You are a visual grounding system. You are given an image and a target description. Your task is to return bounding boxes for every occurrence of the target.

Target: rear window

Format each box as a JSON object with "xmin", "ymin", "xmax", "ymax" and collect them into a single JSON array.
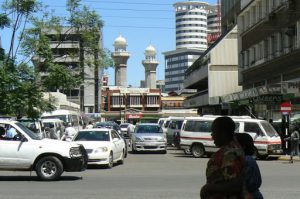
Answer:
[{"xmin": 120, "ymin": 124, "xmax": 129, "ymax": 128}]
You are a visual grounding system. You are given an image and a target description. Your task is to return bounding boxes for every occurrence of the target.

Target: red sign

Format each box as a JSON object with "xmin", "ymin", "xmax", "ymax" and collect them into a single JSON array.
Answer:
[
  {"xmin": 126, "ymin": 114, "xmax": 143, "ymax": 119},
  {"xmin": 280, "ymin": 101, "xmax": 292, "ymax": 113}
]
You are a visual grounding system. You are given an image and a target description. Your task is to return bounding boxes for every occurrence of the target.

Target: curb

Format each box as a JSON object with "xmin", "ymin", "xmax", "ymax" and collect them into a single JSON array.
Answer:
[{"xmin": 277, "ymin": 155, "xmax": 300, "ymax": 161}]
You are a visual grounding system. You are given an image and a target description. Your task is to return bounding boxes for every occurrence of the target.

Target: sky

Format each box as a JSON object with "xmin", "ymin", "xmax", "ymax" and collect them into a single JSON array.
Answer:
[{"xmin": 1, "ymin": 0, "xmax": 217, "ymax": 87}]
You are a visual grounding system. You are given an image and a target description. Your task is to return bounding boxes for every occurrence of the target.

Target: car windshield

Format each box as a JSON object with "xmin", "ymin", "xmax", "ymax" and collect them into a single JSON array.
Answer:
[
  {"xmin": 136, "ymin": 125, "xmax": 162, "ymax": 134},
  {"xmin": 74, "ymin": 131, "xmax": 110, "ymax": 141},
  {"xmin": 261, "ymin": 122, "xmax": 278, "ymax": 137},
  {"xmin": 42, "ymin": 115, "xmax": 67, "ymax": 123},
  {"xmin": 15, "ymin": 123, "xmax": 41, "ymax": 140}
]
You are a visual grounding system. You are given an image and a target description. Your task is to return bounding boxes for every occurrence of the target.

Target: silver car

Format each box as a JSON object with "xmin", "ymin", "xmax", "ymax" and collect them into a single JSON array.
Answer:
[{"xmin": 131, "ymin": 123, "xmax": 167, "ymax": 154}]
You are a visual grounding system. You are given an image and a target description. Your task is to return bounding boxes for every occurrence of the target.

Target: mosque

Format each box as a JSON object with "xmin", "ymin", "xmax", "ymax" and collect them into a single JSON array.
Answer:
[{"xmin": 101, "ymin": 35, "xmax": 162, "ymax": 123}]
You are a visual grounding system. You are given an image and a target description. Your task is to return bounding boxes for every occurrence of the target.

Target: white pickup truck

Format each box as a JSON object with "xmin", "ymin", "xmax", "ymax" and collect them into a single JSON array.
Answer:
[{"xmin": 0, "ymin": 120, "xmax": 87, "ymax": 181}]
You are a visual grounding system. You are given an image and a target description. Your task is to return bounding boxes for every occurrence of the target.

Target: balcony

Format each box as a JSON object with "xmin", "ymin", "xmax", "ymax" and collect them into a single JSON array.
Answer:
[
  {"xmin": 183, "ymin": 90, "xmax": 209, "ymax": 108},
  {"xmin": 144, "ymin": 104, "xmax": 160, "ymax": 107},
  {"xmin": 53, "ymin": 55, "xmax": 80, "ymax": 63},
  {"xmin": 49, "ymin": 41, "xmax": 80, "ymax": 49},
  {"xmin": 184, "ymin": 62, "xmax": 208, "ymax": 89}
]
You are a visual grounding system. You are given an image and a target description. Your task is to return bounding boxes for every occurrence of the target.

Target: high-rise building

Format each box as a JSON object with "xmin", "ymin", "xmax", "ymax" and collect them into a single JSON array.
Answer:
[
  {"xmin": 163, "ymin": 1, "xmax": 217, "ymax": 93},
  {"xmin": 33, "ymin": 27, "xmax": 102, "ymax": 113},
  {"xmin": 112, "ymin": 35, "xmax": 130, "ymax": 87},
  {"xmin": 142, "ymin": 44, "xmax": 159, "ymax": 89}
]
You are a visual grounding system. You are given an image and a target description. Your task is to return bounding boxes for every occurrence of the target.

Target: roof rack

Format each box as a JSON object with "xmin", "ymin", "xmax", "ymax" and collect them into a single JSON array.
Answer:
[{"xmin": 202, "ymin": 115, "xmax": 252, "ymax": 119}]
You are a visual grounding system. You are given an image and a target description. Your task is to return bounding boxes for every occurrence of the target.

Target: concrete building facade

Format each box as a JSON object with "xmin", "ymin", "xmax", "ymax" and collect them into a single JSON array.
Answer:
[
  {"xmin": 164, "ymin": 1, "xmax": 218, "ymax": 93},
  {"xmin": 142, "ymin": 45, "xmax": 159, "ymax": 89},
  {"xmin": 184, "ymin": 27, "xmax": 242, "ymax": 115},
  {"xmin": 229, "ymin": 0, "xmax": 300, "ymax": 119},
  {"xmin": 112, "ymin": 35, "xmax": 130, "ymax": 87},
  {"xmin": 101, "ymin": 86, "xmax": 161, "ymax": 122},
  {"xmin": 34, "ymin": 27, "xmax": 102, "ymax": 113}
]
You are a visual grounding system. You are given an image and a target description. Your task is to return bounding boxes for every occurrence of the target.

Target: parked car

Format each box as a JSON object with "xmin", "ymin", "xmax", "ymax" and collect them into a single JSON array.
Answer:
[
  {"xmin": 0, "ymin": 120, "xmax": 87, "ymax": 181},
  {"xmin": 180, "ymin": 115, "xmax": 282, "ymax": 159},
  {"xmin": 131, "ymin": 123, "xmax": 167, "ymax": 154},
  {"xmin": 72, "ymin": 128, "xmax": 126, "ymax": 168}
]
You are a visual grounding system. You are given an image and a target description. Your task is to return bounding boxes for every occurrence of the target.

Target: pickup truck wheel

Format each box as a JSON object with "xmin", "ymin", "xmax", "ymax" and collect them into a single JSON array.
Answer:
[
  {"xmin": 191, "ymin": 144, "xmax": 205, "ymax": 158},
  {"xmin": 36, "ymin": 156, "xmax": 63, "ymax": 181}
]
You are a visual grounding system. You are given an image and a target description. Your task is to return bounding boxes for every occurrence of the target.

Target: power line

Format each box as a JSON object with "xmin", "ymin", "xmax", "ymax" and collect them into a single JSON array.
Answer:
[
  {"xmin": 81, "ymin": 0, "xmax": 172, "ymax": 6},
  {"xmin": 104, "ymin": 25, "xmax": 174, "ymax": 30},
  {"xmin": 49, "ymin": 5, "xmax": 173, "ymax": 12}
]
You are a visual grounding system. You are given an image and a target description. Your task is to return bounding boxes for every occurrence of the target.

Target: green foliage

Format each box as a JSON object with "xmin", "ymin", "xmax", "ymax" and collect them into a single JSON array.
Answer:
[{"xmin": 0, "ymin": 0, "xmax": 113, "ymax": 117}]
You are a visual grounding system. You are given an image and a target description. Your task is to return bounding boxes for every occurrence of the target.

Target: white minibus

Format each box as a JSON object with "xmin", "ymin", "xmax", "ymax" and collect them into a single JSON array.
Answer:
[
  {"xmin": 41, "ymin": 109, "xmax": 83, "ymax": 131},
  {"xmin": 180, "ymin": 115, "xmax": 282, "ymax": 159}
]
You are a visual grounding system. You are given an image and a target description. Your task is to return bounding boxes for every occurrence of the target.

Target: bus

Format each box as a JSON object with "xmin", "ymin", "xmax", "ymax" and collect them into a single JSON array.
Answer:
[{"xmin": 41, "ymin": 109, "xmax": 83, "ymax": 131}]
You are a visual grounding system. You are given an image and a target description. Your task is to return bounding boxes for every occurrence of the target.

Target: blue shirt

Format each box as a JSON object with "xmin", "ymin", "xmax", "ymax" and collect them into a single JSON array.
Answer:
[
  {"xmin": 6, "ymin": 127, "xmax": 17, "ymax": 138},
  {"xmin": 245, "ymin": 155, "xmax": 264, "ymax": 199}
]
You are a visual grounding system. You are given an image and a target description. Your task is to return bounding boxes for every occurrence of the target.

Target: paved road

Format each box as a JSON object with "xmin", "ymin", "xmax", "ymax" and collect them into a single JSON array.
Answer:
[{"xmin": 0, "ymin": 148, "xmax": 299, "ymax": 199}]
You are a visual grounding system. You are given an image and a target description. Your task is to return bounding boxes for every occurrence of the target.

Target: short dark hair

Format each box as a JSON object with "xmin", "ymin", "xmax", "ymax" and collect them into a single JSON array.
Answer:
[
  {"xmin": 235, "ymin": 133, "xmax": 255, "ymax": 156},
  {"xmin": 212, "ymin": 116, "xmax": 235, "ymax": 139}
]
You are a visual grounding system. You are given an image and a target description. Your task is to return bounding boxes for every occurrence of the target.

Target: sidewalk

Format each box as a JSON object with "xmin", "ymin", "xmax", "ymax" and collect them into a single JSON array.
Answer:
[{"xmin": 277, "ymin": 155, "xmax": 300, "ymax": 161}]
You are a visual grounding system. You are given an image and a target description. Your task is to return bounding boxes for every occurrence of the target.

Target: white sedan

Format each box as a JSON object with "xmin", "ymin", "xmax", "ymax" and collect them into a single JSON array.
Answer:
[{"xmin": 72, "ymin": 128, "xmax": 126, "ymax": 168}]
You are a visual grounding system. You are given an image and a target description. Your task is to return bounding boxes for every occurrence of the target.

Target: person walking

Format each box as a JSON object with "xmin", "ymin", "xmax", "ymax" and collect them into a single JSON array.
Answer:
[
  {"xmin": 235, "ymin": 133, "xmax": 263, "ymax": 199},
  {"xmin": 200, "ymin": 117, "xmax": 251, "ymax": 199},
  {"xmin": 284, "ymin": 124, "xmax": 300, "ymax": 163}
]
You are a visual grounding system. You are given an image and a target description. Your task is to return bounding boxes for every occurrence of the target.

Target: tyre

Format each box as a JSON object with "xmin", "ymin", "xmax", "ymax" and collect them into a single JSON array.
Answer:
[
  {"xmin": 191, "ymin": 144, "xmax": 205, "ymax": 158},
  {"xmin": 106, "ymin": 152, "xmax": 114, "ymax": 169},
  {"xmin": 162, "ymin": 150, "xmax": 167, "ymax": 154},
  {"xmin": 131, "ymin": 144, "xmax": 136, "ymax": 154},
  {"xmin": 184, "ymin": 148, "xmax": 192, "ymax": 155},
  {"xmin": 35, "ymin": 156, "xmax": 63, "ymax": 181},
  {"xmin": 118, "ymin": 150, "xmax": 125, "ymax": 165}
]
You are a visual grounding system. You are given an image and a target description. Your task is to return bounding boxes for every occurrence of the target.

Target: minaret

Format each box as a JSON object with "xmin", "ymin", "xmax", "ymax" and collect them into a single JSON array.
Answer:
[
  {"xmin": 142, "ymin": 44, "xmax": 159, "ymax": 89},
  {"xmin": 112, "ymin": 35, "xmax": 130, "ymax": 87}
]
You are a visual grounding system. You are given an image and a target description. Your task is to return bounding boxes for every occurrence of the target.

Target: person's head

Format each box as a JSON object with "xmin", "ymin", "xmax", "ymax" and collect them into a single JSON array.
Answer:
[
  {"xmin": 211, "ymin": 117, "xmax": 235, "ymax": 147},
  {"xmin": 89, "ymin": 121, "xmax": 92, "ymax": 125},
  {"xmin": 235, "ymin": 133, "xmax": 255, "ymax": 156},
  {"xmin": 67, "ymin": 122, "xmax": 72, "ymax": 127}
]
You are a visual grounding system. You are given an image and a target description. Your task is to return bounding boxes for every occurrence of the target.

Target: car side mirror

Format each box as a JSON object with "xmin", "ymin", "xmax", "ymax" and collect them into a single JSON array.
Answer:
[
  {"xmin": 113, "ymin": 138, "xmax": 119, "ymax": 142},
  {"xmin": 14, "ymin": 134, "xmax": 27, "ymax": 142}
]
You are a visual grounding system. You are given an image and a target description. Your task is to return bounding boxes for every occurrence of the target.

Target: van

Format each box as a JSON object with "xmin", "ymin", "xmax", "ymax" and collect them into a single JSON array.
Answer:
[
  {"xmin": 158, "ymin": 117, "xmax": 185, "ymax": 145},
  {"xmin": 42, "ymin": 118, "xmax": 65, "ymax": 139},
  {"xmin": 41, "ymin": 109, "xmax": 83, "ymax": 131},
  {"xmin": 180, "ymin": 115, "xmax": 282, "ymax": 159},
  {"xmin": 166, "ymin": 117, "xmax": 185, "ymax": 146}
]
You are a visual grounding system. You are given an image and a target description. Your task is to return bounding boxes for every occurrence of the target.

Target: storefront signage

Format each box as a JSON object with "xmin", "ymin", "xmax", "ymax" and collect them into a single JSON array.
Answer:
[
  {"xmin": 126, "ymin": 114, "xmax": 143, "ymax": 119},
  {"xmin": 120, "ymin": 88, "xmax": 150, "ymax": 94}
]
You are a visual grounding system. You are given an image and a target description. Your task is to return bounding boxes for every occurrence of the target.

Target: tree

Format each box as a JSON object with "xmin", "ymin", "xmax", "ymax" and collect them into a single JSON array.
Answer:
[{"xmin": 0, "ymin": 0, "xmax": 113, "ymax": 117}]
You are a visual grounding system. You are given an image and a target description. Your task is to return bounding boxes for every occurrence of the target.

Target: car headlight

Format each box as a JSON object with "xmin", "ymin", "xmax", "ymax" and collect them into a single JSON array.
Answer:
[
  {"xmin": 135, "ymin": 137, "xmax": 143, "ymax": 142},
  {"xmin": 95, "ymin": 147, "xmax": 108, "ymax": 153},
  {"xmin": 70, "ymin": 147, "xmax": 82, "ymax": 158},
  {"xmin": 158, "ymin": 137, "xmax": 166, "ymax": 142}
]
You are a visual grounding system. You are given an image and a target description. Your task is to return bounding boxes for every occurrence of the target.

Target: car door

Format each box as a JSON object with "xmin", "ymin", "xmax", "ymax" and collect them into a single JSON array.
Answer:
[
  {"xmin": 111, "ymin": 130, "xmax": 122, "ymax": 159},
  {"xmin": 0, "ymin": 124, "xmax": 33, "ymax": 169}
]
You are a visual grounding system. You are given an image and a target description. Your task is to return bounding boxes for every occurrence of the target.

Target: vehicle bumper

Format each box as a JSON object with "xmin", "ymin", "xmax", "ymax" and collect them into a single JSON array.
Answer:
[
  {"xmin": 63, "ymin": 157, "xmax": 87, "ymax": 172},
  {"xmin": 133, "ymin": 142, "xmax": 167, "ymax": 151},
  {"xmin": 87, "ymin": 153, "xmax": 110, "ymax": 165},
  {"xmin": 64, "ymin": 145, "xmax": 88, "ymax": 172}
]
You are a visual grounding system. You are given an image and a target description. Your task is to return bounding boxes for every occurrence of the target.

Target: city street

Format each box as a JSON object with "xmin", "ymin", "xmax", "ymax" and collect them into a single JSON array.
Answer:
[{"xmin": 0, "ymin": 148, "xmax": 299, "ymax": 199}]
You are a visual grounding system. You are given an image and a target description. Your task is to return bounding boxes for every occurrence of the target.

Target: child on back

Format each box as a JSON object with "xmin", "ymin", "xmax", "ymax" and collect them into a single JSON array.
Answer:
[{"xmin": 235, "ymin": 133, "xmax": 264, "ymax": 199}]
